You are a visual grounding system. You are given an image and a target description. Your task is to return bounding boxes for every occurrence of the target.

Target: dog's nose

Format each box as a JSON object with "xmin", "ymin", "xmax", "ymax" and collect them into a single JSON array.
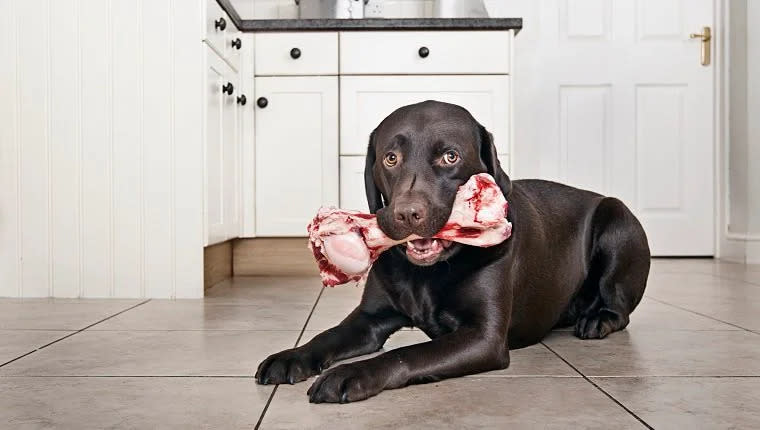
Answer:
[{"xmin": 394, "ymin": 204, "xmax": 427, "ymax": 228}]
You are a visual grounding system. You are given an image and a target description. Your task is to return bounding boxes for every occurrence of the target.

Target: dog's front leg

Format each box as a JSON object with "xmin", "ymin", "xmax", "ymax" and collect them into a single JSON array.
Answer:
[
  {"xmin": 307, "ymin": 326, "xmax": 509, "ymax": 403},
  {"xmin": 256, "ymin": 306, "xmax": 405, "ymax": 385}
]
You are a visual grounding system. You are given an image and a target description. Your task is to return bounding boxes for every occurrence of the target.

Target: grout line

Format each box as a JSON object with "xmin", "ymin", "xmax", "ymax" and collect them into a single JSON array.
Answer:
[
  {"xmin": 3, "ymin": 374, "xmax": 759, "ymax": 379},
  {"xmin": 82, "ymin": 329, "xmax": 309, "ymax": 332},
  {"xmin": 0, "ymin": 375, "xmax": 257, "ymax": 378},
  {"xmin": 254, "ymin": 286, "xmax": 325, "ymax": 430},
  {"xmin": 0, "ymin": 299, "xmax": 151, "ymax": 369},
  {"xmin": 646, "ymin": 296, "xmax": 760, "ymax": 335},
  {"xmin": 581, "ymin": 375, "xmax": 760, "ymax": 379},
  {"xmin": 541, "ymin": 342, "xmax": 654, "ymax": 430},
  {"xmin": 255, "ymin": 385, "xmax": 278, "ymax": 430},
  {"xmin": 294, "ymin": 287, "xmax": 325, "ymax": 348}
]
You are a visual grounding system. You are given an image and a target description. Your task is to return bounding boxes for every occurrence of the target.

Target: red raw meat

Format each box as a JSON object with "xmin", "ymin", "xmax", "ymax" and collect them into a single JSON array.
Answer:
[{"xmin": 307, "ymin": 173, "xmax": 512, "ymax": 286}]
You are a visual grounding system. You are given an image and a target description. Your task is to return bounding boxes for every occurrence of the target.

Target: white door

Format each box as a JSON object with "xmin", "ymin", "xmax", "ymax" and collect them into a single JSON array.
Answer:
[
  {"xmin": 255, "ymin": 76, "xmax": 339, "ymax": 236},
  {"xmin": 340, "ymin": 75, "xmax": 511, "ymax": 159},
  {"xmin": 486, "ymin": 0, "xmax": 715, "ymax": 256}
]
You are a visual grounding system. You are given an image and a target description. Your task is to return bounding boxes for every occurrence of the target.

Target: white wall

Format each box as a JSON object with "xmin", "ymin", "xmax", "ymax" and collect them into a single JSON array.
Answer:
[
  {"xmin": 726, "ymin": 0, "xmax": 760, "ymax": 263},
  {"xmin": 0, "ymin": 0, "xmax": 205, "ymax": 297}
]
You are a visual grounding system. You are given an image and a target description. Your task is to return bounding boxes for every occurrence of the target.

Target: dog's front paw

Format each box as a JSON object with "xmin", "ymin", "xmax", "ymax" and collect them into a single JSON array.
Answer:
[
  {"xmin": 255, "ymin": 348, "xmax": 320, "ymax": 385},
  {"xmin": 307, "ymin": 362, "xmax": 385, "ymax": 403}
]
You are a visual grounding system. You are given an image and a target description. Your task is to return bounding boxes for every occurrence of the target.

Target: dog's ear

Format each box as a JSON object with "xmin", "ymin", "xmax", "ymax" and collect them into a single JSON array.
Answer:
[
  {"xmin": 478, "ymin": 124, "xmax": 512, "ymax": 197},
  {"xmin": 364, "ymin": 130, "xmax": 385, "ymax": 213}
]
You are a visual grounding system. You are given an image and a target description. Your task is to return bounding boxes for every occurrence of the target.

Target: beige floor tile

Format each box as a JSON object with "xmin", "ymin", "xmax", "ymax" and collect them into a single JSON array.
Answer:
[
  {"xmin": 261, "ymin": 377, "xmax": 643, "ymax": 429},
  {"xmin": 543, "ymin": 330, "xmax": 760, "ymax": 377},
  {"xmin": 0, "ymin": 330, "xmax": 300, "ymax": 376},
  {"xmin": 204, "ymin": 276, "xmax": 323, "ymax": 306},
  {"xmin": 303, "ymin": 284, "xmax": 365, "ymax": 331},
  {"xmin": 94, "ymin": 300, "xmax": 312, "ymax": 331},
  {"xmin": 593, "ymin": 377, "xmax": 760, "ymax": 429},
  {"xmin": 0, "ymin": 377, "xmax": 270, "ymax": 429},
  {"xmin": 650, "ymin": 258, "xmax": 760, "ymax": 286},
  {"xmin": 0, "ymin": 300, "xmax": 143, "ymax": 330},
  {"xmin": 553, "ymin": 297, "xmax": 740, "ymax": 332},
  {"xmin": 645, "ymin": 272, "xmax": 760, "ymax": 330},
  {"xmin": 626, "ymin": 297, "xmax": 739, "ymax": 331},
  {"xmin": 0, "ymin": 331, "xmax": 73, "ymax": 364}
]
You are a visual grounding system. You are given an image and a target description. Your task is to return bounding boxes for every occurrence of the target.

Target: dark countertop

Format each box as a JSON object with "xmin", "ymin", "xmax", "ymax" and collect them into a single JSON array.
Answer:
[{"xmin": 216, "ymin": 0, "xmax": 522, "ymax": 33}]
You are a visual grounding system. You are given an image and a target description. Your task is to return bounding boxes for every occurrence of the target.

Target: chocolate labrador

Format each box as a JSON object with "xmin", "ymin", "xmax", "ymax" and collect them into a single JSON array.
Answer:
[{"xmin": 256, "ymin": 100, "xmax": 650, "ymax": 403}]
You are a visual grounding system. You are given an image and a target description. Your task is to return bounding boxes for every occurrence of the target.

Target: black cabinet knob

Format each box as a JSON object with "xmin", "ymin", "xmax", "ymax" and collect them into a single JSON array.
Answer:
[
  {"xmin": 256, "ymin": 97, "xmax": 268, "ymax": 108},
  {"xmin": 418, "ymin": 46, "xmax": 430, "ymax": 58},
  {"xmin": 214, "ymin": 17, "xmax": 226, "ymax": 31},
  {"xmin": 231, "ymin": 38, "xmax": 242, "ymax": 49},
  {"xmin": 290, "ymin": 47, "xmax": 301, "ymax": 59},
  {"xmin": 237, "ymin": 94, "xmax": 247, "ymax": 105},
  {"xmin": 222, "ymin": 82, "xmax": 234, "ymax": 95}
]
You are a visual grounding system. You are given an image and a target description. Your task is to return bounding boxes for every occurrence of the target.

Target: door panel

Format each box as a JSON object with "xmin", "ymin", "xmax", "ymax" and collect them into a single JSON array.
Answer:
[
  {"xmin": 339, "ymin": 156, "xmax": 367, "ymax": 212},
  {"xmin": 486, "ymin": 0, "xmax": 714, "ymax": 255},
  {"xmin": 255, "ymin": 76, "xmax": 339, "ymax": 236}
]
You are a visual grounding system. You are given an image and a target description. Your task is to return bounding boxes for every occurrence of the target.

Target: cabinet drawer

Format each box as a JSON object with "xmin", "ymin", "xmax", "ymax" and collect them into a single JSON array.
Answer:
[
  {"xmin": 255, "ymin": 33, "xmax": 338, "ymax": 76},
  {"xmin": 340, "ymin": 75, "xmax": 510, "ymax": 155},
  {"xmin": 340, "ymin": 31, "xmax": 511, "ymax": 75}
]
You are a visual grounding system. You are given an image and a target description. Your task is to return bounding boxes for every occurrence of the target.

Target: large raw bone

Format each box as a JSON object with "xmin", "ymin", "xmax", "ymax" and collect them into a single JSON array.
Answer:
[{"xmin": 307, "ymin": 173, "xmax": 512, "ymax": 286}]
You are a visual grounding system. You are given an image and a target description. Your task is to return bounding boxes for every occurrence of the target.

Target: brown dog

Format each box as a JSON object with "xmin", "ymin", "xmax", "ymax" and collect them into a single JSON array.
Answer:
[{"xmin": 256, "ymin": 100, "xmax": 650, "ymax": 403}]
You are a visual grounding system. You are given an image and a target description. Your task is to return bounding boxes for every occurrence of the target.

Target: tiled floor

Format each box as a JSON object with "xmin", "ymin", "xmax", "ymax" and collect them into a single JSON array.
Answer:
[{"xmin": 1, "ymin": 259, "xmax": 759, "ymax": 429}]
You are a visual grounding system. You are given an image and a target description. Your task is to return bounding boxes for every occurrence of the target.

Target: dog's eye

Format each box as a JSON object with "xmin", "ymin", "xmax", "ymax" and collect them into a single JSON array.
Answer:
[
  {"xmin": 442, "ymin": 150, "xmax": 460, "ymax": 165},
  {"xmin": 383, "ymin": 152, "xmax": 399, "ymax": 167}
]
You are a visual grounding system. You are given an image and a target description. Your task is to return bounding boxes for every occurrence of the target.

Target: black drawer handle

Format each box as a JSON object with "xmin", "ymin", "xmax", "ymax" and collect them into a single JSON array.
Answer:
[
  {"xmin": 290, "ymin": 47, "xmax": 301, "ymax": 59},
  {"xmin": 418, "ymin": 46, "xmax": 429, "ymax": 58},
  {"xmin": 237, "ymin": 94, "xmax": 247, "ymax": 105},
  {"xmin": 257, "ymin": 97, "xmax": 268, "ymax": 108},
  {"xmin": 231, "ymin": 38, "xmax": 242, "ymax": 49},
  {"xmin": 215, "ymin": 17, "xmax": 227, "ymax": 31},
  {"xmin": 222, "ymin": 82, "xmax": 234, "ymax": 95}
]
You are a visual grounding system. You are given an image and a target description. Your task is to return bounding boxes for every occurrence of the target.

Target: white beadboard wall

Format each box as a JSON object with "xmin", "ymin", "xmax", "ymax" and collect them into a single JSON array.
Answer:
[{"xmin": 0, "ymin": 0, "xmax": 205, "ymax": 298}]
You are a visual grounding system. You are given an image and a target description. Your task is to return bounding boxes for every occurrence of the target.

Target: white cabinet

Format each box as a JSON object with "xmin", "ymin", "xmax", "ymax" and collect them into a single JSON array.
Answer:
[
  {"xmin": 204, "ymin": 0, "xmax": 242, "ymax": 71},
  {"xmin": 255, "ymin": 33, "xmax": 338, "ymax": 76},
  {"xmin": 204, "ymin": 46, "xmax": 243, "ymax": 245},
  {"xmin": 340, "ymin": 31, "xmax": 511, "ymax": 75},
  {"xmin": 251, "ymin": 30, "xmax": 514, "ymax": 238},
  {"xmin": 339, "ymin": 75, "xmax": 511, "ymax": 157},
  {"xmin": 254, "ymin": 76, "xmax": 339, "ymax": 236},
  {"xmin": 339, "ymin": 156, "xmax": 367, "ymax": 211}
]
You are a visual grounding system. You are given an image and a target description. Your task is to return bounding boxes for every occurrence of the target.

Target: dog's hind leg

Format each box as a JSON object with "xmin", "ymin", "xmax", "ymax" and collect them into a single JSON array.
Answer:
[{"xmin": 574, "ymin": 197, "xmax": 650, "ymax": 340}]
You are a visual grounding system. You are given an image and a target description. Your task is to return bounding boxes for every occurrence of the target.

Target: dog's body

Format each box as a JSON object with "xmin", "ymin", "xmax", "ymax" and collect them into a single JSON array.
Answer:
[{"xmin": 256, "ymin": 101, "xmax": 650, "ymax": 403}]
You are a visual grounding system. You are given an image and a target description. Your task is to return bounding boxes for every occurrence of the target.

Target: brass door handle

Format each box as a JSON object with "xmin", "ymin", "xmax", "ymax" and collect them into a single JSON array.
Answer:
[{"xmin": 689, "ymin": 26, "xmax": 711, "ymax": 66}]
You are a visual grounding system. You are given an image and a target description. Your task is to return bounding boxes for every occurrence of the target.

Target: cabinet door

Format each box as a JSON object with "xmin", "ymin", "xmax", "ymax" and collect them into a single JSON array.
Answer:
[
  {"xmin": 255, "ymin": 76, "xmax": 338, "ymax": 236},
  {"xmin": 339, "ymin": 156, "xmax": 368, "ymax": 212},
  {"xmin": 340, "ymin": 75, "xmax": 510, "ymax": 157},
  {"xmin": 222, "ymin": 70, "xmax": 240, "ymax": 239},
  {"xmin": 204, "ymin": 0, "xmax": 228, "ymax": 57},
  {"xmin": 204, "ymin": 49, "xmax": 227, "ymax": 245}
]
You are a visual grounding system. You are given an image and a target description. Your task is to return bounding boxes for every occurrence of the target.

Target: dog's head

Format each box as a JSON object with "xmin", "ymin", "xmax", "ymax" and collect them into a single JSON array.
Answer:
[{"xmin": 365, "ymin": 100, "xmax": 512, "ymax": 266}]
